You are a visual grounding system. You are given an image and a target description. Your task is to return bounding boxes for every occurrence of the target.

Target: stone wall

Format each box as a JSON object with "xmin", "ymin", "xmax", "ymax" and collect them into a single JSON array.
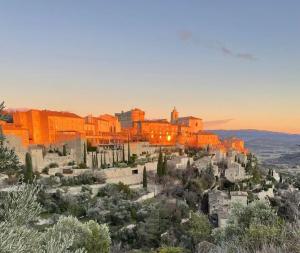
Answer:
[
  {"xmin": 103, "ymin": 162, "xmax": 157, "ymax": 185},
  {"xmin": 30, "ymin": 148, "xmax": 44, "ymax": 172},
  {"xmin": 4, "ymin": 135, "xmax": 27, "ymax": 165},
  {"xmin": 47, "ymin": 161, "xmax": 158, "ymax": 186},
  {"xmin": 51, "ymin": 137, "xmax": 85, "ymax": 164},
  {"xmin": 167, "ymin": 156, "xmax": 189, "ymax": 170}
]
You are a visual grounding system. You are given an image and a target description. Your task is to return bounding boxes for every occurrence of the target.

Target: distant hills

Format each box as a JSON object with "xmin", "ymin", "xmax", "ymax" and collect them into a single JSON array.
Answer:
[
  {"xmin": 209, "ymin": 130, "xmax": 300, "ymax": 165},
  {"xmin": 210, "ymin": 129, "xmax": 300, "ymax": 143}
]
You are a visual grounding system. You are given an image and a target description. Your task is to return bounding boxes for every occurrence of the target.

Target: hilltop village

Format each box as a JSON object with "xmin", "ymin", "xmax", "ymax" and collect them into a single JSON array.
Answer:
[
  {"xmin": 1, "ymin": 107, "xmax": 245, "ymax": 151},
  {"xmin": 1, "ymin": 105, "xmax": 299, "ymax": 253},
  {"xmin": 0, "ymin": 107, "xmax": 247, "ymax": 172}
]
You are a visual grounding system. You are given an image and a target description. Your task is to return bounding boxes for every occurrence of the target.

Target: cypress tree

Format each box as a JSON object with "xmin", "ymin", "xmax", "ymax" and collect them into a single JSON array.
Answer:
[
  {"xmin": 162, "ymin": 155, "xmax": 167, "ymax": 176},
  {"xmin": 63, "ymin": 144, "xmax": 67, "ymax": 156},
  {"xmin": 91, "ymin": 153, "xmax": 94, "ymax": 168},
  {"xmin": 122, "ymin": 143, "xmax": 125, "ymax": 162},
  {"xmin": 93, "ymin": 153, "xmax": 97, "ymax": 168},
  {"xmin": 83, "ymin": 143, "xmax": 87, "ymax": 165},
  {"xmin": 187, "ymin": 159, "xmax": 191, "ymax": 170},
  {"xmin": 24, "ymin": 152, "xmax": 34, "ymax": 183},
  {"xmin": 112, "ymin": 147, "xmax": 115, "ymax": 166},
  {"xmin": 207, "ymin": 145, "xmax": 210, "ymax": 153},
  {"xmin": 95, "ymin": 151, "xmax": 99, "ymax": 169},
  {"xmin": 157, "ymin": 148, "xmax": 163, "ymax": 177},
  {"xmin": 143, "ymin": 166, "xmax": 147, "ymax": 189},
  {"xmin": 100, "ymin": 152, "xmax": 103, "ymax": 168},
  {"xmin": 116, "ymin": 148, "xmax": 119, "ymax": 163},
  {"xmin": 127, "ymin": 136, "xmax": 131, "ymax": 164},
  {"xmin": 103, "ymin": 151, "xmax": 106, "ymax": 168}
]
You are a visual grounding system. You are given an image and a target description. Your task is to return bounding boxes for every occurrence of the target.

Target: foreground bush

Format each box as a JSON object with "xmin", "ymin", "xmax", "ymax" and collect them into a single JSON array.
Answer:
[
  {"xmin": 0, "ymin": 182, "xmax": 111, "ymax": 253},
  {"xmin": 213, "ymin": 201, "xmax": 300, "ymax": 253}
]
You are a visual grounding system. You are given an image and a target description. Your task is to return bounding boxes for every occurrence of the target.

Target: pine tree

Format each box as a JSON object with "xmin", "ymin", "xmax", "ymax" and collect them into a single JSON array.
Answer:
[
  {"xmin": 0, "ymin": 101, "xmax": 7, "ymax": 121},
  {"xmin": 136, "ymin": 207, "xmax": 166, "ymax": 248},
  {"xmin": 0, "ymin": 102, "xmax": 20, "ymax": 175},
  {"xmin": 24, "ymin": 152, "xmax": 34, "ymax": 183},
  {"xmin": 0, "ymin": 129, "xmax": 20, "ymax": 175},
  {"xmin": 143, "ymin": 166, "xmax": 147, "ymax": 189}
]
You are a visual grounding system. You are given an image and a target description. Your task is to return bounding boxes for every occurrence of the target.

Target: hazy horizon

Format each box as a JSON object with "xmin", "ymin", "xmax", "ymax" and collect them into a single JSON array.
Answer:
[{"xmin": 2, "ymin": 1, "xmax": 300, "ymax": 134}]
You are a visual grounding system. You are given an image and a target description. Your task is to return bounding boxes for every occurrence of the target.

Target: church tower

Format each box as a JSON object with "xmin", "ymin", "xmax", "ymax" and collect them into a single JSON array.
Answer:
[{"xmin": 171, "ymin": 107, "xmax": 178, "ymax": 124}]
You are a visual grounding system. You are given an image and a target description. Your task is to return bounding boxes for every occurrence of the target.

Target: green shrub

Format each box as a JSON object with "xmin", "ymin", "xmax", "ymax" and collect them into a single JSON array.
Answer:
[
  {"xmin": 49, "ymin": 162, "xmax": 59, "ymax": 168},
  {"xmin": 42, "ymin": 167, "xmax": 49, "ymax": 174}
]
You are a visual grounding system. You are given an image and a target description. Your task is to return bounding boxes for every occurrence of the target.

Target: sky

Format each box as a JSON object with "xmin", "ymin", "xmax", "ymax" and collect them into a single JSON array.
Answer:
[{"xmin": 1, "ymin": 1, "xmax": 300, "ymax": 134}]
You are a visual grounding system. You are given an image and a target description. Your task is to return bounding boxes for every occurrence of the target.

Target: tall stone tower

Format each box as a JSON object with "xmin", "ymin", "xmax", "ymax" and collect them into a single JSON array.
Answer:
[{"xmin": 171, "ymin": 107, "xmax": 178, "ymax": 124}]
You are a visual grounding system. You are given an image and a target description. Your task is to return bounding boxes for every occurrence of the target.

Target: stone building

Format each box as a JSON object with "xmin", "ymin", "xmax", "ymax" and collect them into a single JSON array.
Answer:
[
  {"xmin": 167, "ymin": 156, "xmax": 190, "ymax": 170},
  {"xmin": 115, "ymin": 107, "xmax": 222, "ymax": 148},
  {"xmin": 115, "ymin": 108, "xmax": 145, "ymax": 129},
  {"xmin": 224, "ymin": 162, "xmax": 248, "ymax": 183},
  {"xmin": 3, "ymin": 109, "xmax": 125, "ymax": 147},
  {"xmin": 208, "ymin": 190, "xmax": 248, "ymax": 228},
  {"xmin": 2, "ymin": 107, "xmax": 248, "ymax": 155}
]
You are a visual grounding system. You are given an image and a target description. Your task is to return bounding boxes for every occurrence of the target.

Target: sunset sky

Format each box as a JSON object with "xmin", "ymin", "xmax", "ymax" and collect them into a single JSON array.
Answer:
[{"xmin": 1, "ymin": 1, "xmax": 300, "ymax": 134}]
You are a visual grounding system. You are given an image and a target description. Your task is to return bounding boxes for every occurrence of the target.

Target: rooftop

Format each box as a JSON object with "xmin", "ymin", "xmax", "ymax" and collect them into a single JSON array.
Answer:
[{"xmin": 43, "ymin": 110, "xmax": 82, "ymax": 119}]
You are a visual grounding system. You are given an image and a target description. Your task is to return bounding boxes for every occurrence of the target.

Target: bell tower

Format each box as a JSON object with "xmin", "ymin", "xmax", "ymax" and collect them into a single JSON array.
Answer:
[{"xmin": 171, "ymin": 107, "xmax": 178, "ymax": 124}]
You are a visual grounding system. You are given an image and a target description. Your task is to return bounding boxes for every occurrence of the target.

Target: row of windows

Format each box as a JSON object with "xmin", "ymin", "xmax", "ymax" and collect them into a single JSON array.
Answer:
[{"xmin": 150, "ymin": 134, "xmax": 172, "ymax": 141}]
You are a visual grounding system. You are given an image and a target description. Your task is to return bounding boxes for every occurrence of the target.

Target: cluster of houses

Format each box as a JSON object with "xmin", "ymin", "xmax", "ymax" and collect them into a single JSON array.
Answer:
[{"xmin": 188, "ymin": 149, "xmax": 283, "ymax": 228}]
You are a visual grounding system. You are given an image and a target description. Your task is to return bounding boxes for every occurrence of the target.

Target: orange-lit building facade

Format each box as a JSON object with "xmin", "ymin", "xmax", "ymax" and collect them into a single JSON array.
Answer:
[
  {"xmin": 1, "ymin": 107, "xmax": 247, "ymax": 153},
  {"xmin": 12, "ymin": 110, "xmax": 85, "ymax": 145},
  {"xmin": 223, "ymin": 137, "xmax": 248, "ymax": 154},
  {"xmin": 0, "ymin": 120, "xmax": 30, "ymax": 147},
  {"xmin": 116, "ymin": 108, "xmax": 227, "ymax": 149},
  {"xmin": 4, "ymin": 110, "xmax": 124, "ymax": 147}
]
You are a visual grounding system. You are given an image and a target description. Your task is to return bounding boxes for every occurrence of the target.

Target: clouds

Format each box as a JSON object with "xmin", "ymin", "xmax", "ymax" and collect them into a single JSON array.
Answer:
[
  {"xmin": 177, "ymin": 30, "xmax": 257, "ymax": 61},
  {"xmin": 220, "ymin": 46, "xmax": 257, "ymax": 61},
  {"xmin": 204, "ymin": 118, "xmax": 234, "ymax": 129},
  {"xmin": 178, "ymin": 30, "xmax": 193, "ymax": 41}
]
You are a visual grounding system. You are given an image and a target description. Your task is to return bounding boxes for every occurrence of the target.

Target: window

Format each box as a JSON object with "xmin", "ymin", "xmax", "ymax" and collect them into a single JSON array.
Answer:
[{"xmin": 132, "ymin": 169, "xmax": 138, "ymax": 175}]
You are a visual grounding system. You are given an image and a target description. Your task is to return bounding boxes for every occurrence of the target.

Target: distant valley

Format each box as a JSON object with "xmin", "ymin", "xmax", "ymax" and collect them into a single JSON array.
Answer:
[{"xmin": 211, "ymin": 130, "xmax": 300, "ymax": 171}]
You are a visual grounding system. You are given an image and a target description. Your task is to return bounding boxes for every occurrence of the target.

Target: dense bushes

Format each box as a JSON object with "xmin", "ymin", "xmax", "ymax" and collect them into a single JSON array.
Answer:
[
  {"xmin": 0, "ymin": 182, "xmax": 111, "ymax": 253},
  {"xmin": 46, "ymin": 216, "xmax": 111, "ymax": 253},
  {"xmin": 60, "ymin": 172, "xmax": 106, "ymax": 186},
  {"xmin": 49, "ymin": 162, "xmax": 59, "ymax": 168},
  {"xmin": 97, "ymin": 182, "xmax": 142, "ymax": 200},
  {"xmin": 212, "ymin": 201, "xmax": 300, "ymax": 252},
  {"xmin": 38, "ymin": 189, "xmax": 91, "ymax": 217}
]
